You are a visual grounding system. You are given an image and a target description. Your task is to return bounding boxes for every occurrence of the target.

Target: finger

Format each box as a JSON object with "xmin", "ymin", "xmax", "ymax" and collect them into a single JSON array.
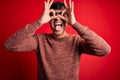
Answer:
[
  {"xmin": 47, "ymin": 0, "xmax": 50, "ymax": 4},
  {"xmin": 64, "ymin": 0, "xmax": 68, "ymax": 8},
  {"xmin": 50, "ymin": 16, "xmax": 58, "ymax": 20},
  {"xmin": 49, "ymin": 0, "xmax": 54, "ymax": 7},
  {"xmin": 72, "ymin": 1, "xmax": 74, "ymax": 12},
  {"xmin": 62, "ymin": 9, "xmax": 67, "ymax": 16},
  {"xmin": 49, "ymin": 9, "xmax": 55, "ymax": 16},
  {"xmin": 44, "ymin": 1, "xmax": 47, "ymax": 9},
  {"xmin": 69, "ymin": 0, "xmax": 72, "ymax": 8},
  {"xmin": 58, "ymin": 15, "xmax": 68, "ymax": 22},
  {"xmin": 44, "ymin": 1, "xmax": 46, "ymax": 5}
]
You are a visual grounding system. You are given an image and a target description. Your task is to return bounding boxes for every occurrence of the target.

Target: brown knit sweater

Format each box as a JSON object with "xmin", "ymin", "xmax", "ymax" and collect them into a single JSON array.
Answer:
[{"xmin": 4, "ymin": 21, "xmax": 111, "ymax": 80}]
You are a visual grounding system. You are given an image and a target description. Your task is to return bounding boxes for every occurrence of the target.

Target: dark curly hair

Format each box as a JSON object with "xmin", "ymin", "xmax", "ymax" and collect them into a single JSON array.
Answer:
[{"xmin": 50, "ymin": 2, "xmax": 65, "ymax": 10}]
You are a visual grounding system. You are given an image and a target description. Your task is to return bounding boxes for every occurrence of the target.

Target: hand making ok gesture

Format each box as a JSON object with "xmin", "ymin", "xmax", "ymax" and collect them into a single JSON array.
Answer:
[
  {"xmin": 39, "ymin": 0, "xmax": 57, "ymax": 25},
  {"xmin": 58, "ymin": 0, "xmax": 76, "ymax": 25}
]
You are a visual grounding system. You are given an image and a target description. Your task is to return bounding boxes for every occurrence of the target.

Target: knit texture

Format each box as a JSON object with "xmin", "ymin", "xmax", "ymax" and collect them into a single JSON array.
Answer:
[{"xmin": 5, "ymin": 21, "xmax": 111, "ymax": 80}]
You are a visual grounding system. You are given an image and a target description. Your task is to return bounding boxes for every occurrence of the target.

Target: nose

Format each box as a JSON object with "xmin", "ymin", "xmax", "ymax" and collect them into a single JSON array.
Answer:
[
  {"xmin": 55, "ymin": 17, "xmax": 61, "ymax": 21},
  {"xmin": 53, "ymin": 12, "xmax": 62, "ymax": 21}
]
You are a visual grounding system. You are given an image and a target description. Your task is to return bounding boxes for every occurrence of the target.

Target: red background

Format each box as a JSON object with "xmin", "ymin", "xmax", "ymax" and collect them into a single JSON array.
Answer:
[{"xmin": 0, "ymin": 0, "xmax": 120, "ymax": 80}]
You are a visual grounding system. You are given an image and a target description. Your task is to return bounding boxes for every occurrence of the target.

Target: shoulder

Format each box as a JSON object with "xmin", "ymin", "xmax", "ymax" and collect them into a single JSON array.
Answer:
[
  {"xmin": 70, "ymin": 34, "xmax": 81, "ymax": 39},
  {"xmin": 69, "ymin": 34, "xmax": 84, "ymax": 43},
  {"xmin": 33, "ymin": 33, "xmax": 51, "ymax": 40},
  {"xmin": 36, "ymin": 33, "xmax": 51, "ymax": 37}
]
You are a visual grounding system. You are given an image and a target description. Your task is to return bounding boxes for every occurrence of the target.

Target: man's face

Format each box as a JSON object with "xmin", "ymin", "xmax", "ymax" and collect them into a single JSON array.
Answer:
[{"xmin": 49, "ymin": 9, "xmax": 67, "ymax": 37}]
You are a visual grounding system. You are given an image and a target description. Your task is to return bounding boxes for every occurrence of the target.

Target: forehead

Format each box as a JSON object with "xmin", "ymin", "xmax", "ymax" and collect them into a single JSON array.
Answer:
[
  {"xmin": 53, "ymin": 6, "xmax": 66, "ymax": 11},
  {"xmin": 54, "ymin": 9, "xmax": 65, "ymax": 12}
]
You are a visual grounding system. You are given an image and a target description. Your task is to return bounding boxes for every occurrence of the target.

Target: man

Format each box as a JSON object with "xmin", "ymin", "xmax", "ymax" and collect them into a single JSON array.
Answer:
[{"xmin": 4, "ymin": 0, "xmax": 111, "ymax": 80}]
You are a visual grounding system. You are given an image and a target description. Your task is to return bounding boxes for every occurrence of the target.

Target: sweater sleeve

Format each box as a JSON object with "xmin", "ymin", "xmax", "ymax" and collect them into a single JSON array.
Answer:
[
  {"xmin": 4, "ymin": 21, "xmax": 40, "ymax": 52},
  {"xmin": 72, "ymin": 22, "xmax": 111, "ymax": 56}
]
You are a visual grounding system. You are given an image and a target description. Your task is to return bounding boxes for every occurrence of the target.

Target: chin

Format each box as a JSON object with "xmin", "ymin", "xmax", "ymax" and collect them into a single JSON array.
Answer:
[
  {"xmin": 54, "ymin": 33, "xmax": 62, "ymax": 36},
  {"xmin": 54, "ymin": 31, "xmax": 66, "ymax": 38}
]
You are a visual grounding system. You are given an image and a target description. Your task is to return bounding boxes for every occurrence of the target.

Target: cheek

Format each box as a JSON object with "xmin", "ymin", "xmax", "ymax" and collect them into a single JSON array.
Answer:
[
  {"xmin": 62, "ymin": 24, "xmax": 67, "ymax": 31},
  {"xmin": 62, "ymin": 21, "xmax": 67, "ymax": 28},
  {"xmin": 50, "ymin": 20, "xmax": 54, "ymax": 27},
  {"xmin": 49, "ymin": 20, "xmax": 55, "ymax": 31}
]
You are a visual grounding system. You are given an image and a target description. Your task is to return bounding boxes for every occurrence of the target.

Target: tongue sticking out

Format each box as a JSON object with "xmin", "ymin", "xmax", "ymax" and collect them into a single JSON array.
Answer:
[{"xmin": 55, "ymin": 25, "xmax": 61, "ymax": 31}]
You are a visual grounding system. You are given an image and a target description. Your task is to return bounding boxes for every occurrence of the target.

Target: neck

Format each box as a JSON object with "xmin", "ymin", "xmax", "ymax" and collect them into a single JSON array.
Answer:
[{"xmin": 53, "ymin": 32, "xmax": 68, "ymax": 39}]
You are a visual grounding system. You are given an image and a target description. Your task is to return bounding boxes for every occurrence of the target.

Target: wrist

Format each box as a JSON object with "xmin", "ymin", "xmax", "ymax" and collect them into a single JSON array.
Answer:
[
  {"xmin": 71, "ymin": 20, "xmax": 78, "ymax": 27},
  {"xmin": 71, "ymin": 20, "xmax": 76, "ymax": 25},
  {"xmin": 37, "ymin": 19, "xmax": 44, "ymax": 26},
  {"xmin": 72, "ymin": 21, "xmax": 81, "ymax": 28},
  {"xmin": 70, "ymin": 16, "xmax": 76, "ymax": 25}
]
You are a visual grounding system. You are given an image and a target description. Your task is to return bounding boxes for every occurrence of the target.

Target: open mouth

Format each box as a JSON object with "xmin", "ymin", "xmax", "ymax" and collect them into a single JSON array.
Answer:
[
  {"xmin": 55, "ymin": 23, "xmax": 62, "ymax": 27},
  {"xmin": 54, "ymin": 23, "xmax": 62, "ymax": 31}
]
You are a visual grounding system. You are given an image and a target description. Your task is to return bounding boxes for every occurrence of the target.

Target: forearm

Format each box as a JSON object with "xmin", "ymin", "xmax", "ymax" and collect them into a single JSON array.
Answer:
[
  {"xmin": 72, "ymin": 22, "xmax": 111, "ymax": 56},
  {"xmin": 4, "ymin": 20, "xmax": 41, "ymax": 51}
]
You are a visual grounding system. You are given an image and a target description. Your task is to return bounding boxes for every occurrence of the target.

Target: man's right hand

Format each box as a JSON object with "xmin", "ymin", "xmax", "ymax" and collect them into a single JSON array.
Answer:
[{"xmin": 38, "ymin": 0, "xmax": 57, "ymax": 25}]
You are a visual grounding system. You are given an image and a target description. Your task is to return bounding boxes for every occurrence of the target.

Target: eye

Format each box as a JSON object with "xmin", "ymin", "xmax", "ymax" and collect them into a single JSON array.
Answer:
[
  {"xmin": 55, "ymin": 12, "xmax": 62, "ymax": 15},
  {"xmin": 49, "ymin": 12, "xmax": 54, "ymax": 16},
  {"xmin": 59, "ymin": 12, "xmax": 62, "ymax": 15}
]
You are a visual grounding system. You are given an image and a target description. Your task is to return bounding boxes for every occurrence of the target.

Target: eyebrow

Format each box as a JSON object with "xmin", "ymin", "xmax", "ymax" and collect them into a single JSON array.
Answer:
[{"xmin": 55, "ymin": 12, "xmax": 62, "ymax": 15}]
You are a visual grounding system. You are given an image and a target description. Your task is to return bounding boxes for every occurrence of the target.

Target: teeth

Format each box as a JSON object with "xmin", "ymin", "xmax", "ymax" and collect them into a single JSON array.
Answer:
[
  {"xmin": 55, "ymin": 24, "xmax": 62, "ymax": 27},
  {"xmin": 55, "ymin": 24, "xmax": 61, "ymax": 26}
]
